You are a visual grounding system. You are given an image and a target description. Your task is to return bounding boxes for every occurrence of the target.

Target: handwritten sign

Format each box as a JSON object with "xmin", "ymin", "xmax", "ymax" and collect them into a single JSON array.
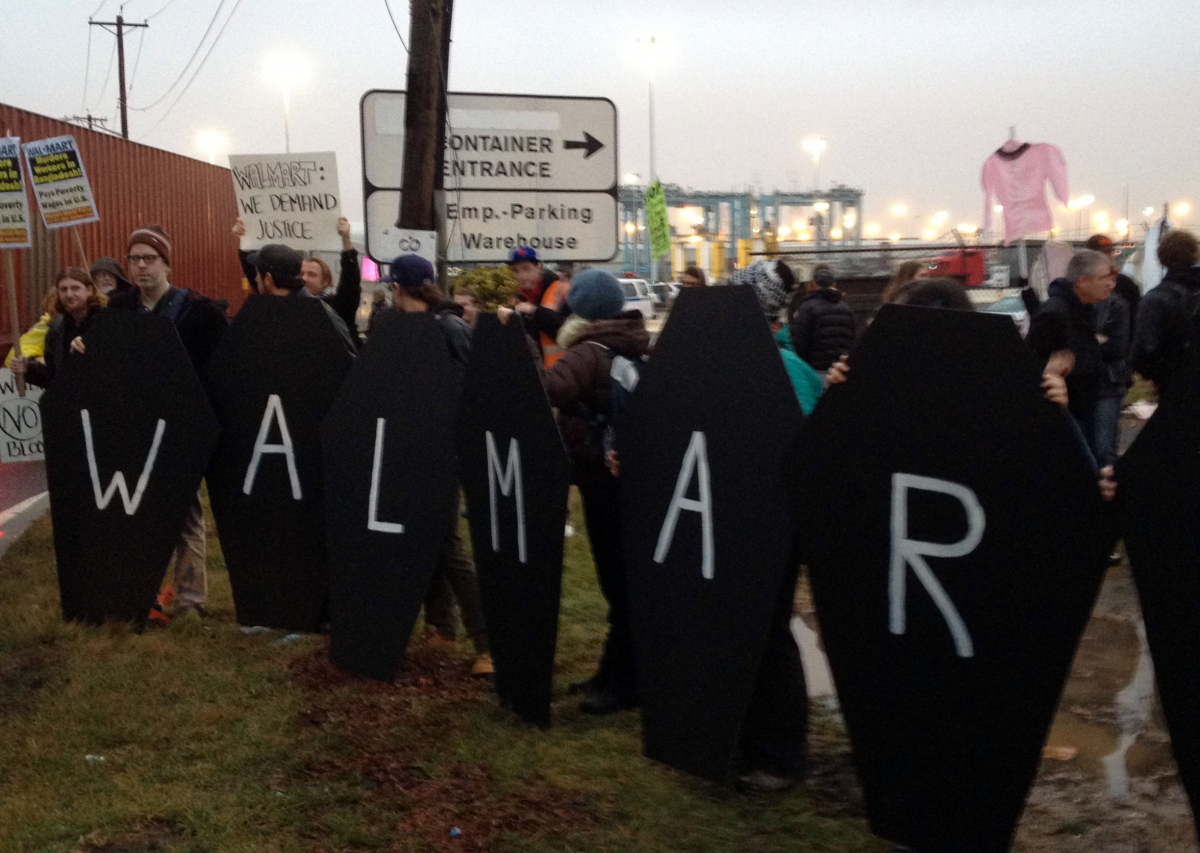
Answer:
[
  {"xmin": 229, "ymin": 151, "xmax": 342, "ymax": 252},
  {"xmin": 645, "ymin": 180, "xmax": 670, "ymax": 259},
  {"xmin": 0, "ymin": 137, "xmax": 31, "ymax": 248},
  {"xmin": 0, "ymin": 367, "xmax": 44, "ymax": 462},
  {"xmin": 22, "ymin": 136, "xmax": 99, "ymax": 229}
]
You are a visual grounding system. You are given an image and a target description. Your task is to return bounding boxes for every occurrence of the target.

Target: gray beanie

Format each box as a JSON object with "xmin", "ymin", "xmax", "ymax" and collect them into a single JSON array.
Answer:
[{"xmin": 567, "ymin": 269, "xmax": 625, "ymax": 321}]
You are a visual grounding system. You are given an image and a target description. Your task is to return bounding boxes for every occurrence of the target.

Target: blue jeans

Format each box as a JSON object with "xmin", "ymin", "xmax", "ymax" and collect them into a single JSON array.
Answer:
[{"xmin": 1090, "ymin": 396, "xmax": 1123, "ymax": 468}]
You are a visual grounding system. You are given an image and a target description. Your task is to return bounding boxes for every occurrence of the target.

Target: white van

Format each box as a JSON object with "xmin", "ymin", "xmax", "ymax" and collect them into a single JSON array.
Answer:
[{"xmin": 621, "ymin": 278, "xmax": 655, "ymax": 319}]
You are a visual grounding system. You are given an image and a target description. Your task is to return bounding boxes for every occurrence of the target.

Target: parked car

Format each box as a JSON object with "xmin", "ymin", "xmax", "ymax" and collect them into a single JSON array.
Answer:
[
  {"xmin": 621, "ymin": 278, "xmax": 655, "ymax": 319},
  {"xmin": 651, "ymin": 282, "xmax": 680, "ymax": 309}
]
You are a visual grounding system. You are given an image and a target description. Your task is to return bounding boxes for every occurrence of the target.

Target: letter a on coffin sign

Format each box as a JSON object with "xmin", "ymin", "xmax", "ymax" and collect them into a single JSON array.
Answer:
[
  {"xmin": 1118, "ymin": 355, "xmax": 1200, "ymax": 844},
  {"xmin": 456, "ymin": 314, "xmax": 569, "ymax": 727},
  {"xmin": 39, "ymin": 311, "xmax": 218, "ymax": 625},
  {"xmin": 321, "ymin": 313, "xmax": 460, "ymax": 681},
  {"xmin": 791, "ymin": 304, "xmax": 1112, "ymax": 853},
  {"xmin": 204, "ymin": 295, "xmax": 354, "ymax": 631},
  {"xmin": 621, "ymin": 286, "xmax": 804, "ymax": 783}
]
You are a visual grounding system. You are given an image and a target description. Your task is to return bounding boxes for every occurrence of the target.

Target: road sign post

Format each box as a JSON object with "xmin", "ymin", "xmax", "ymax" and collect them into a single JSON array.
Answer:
[{"xmin": 362, "ymin": 91, "xmax": 618, "ymax": 264}]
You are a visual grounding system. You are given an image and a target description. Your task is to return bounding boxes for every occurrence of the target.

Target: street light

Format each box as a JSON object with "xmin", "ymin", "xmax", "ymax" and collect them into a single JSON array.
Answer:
[
  {"xmin": 932, "ymin": 211, "xmax": 948, "ymax": 225},
  {"xmin": 891, "ymin": 203, "xmax": 907, "ymax": 216},
  {"xmin": 923, "ymin": 229, "xmax": 936, "ymax": 240},
  {"xmin": 1177, "ymin": 202, "xmax": 1191, "ymax": 217},
  {"xmin": 263, "ymin": 49, "xmax": 311, "ymax": 153},
  {"xmin": 813, "ymin": 201, "xmax": 830, "ymax": 212},
  {"xmin": 631, "ymin": 35, "xmax": 669, "ymax": 182},
  {"xmin": 802, "ymin": 136, "xmax": 826, "ymax": 190},
  {"xmin": 194, "ymin": 129, "xmax": 229, "ymax": 165}
]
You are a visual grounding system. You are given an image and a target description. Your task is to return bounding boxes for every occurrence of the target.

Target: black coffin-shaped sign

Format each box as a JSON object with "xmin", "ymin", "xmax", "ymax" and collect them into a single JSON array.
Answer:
[
  {"xmin": 1118, "ymin": 355, "xmax": 1200, "ymax": 841},
  {"xmin": 456, "ymin": 314, "xmax": 569, "ymax": 727},
  {"xmin": 204, "ymin": 295, "xmax": 355, "ymax": 631},
  {"xmin": 793, "ymin": 305, "xmax": 1112, "ymax": 853},
  {"xmin": 322, "ymin": 312, "xmax": 460, "ymax": 681},
  {"xmin": 621, "ymin": 285, "xmax": 804, "ymax": 784},
  {"xmin": 40, "ymin": 311, "xmax": 218, "ymax": 625}
]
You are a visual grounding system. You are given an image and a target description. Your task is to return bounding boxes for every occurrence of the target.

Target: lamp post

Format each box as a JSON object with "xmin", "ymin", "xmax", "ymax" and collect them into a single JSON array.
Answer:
[
  {"xmin": 635, "ymin": 37, "xmax": 661, "ymax": 182},
  {"xmin": 802, "ymin": 136, "xmax": 825, "ymax": 190},
  {"xmin": 263, "ymin": 49, "xmax": 311, "ymax": 153}
]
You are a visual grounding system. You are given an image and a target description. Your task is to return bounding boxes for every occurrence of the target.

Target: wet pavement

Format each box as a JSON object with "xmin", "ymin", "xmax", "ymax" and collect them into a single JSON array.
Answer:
[{"xmin": 0, "ymin": 460, "xmax": 48, "ymax": 558}]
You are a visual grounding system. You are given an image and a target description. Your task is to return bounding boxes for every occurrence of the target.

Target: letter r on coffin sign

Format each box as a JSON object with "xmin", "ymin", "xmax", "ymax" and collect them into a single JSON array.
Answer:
[{"xmin": 889, "ymin": 473, "xmax": 984, "ymax": 658}]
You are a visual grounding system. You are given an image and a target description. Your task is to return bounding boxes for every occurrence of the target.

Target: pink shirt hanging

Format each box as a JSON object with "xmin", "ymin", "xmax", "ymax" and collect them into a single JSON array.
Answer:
[{"xmin": 981, "ymin": 141, "xmax": 1069, "ymax": 245}]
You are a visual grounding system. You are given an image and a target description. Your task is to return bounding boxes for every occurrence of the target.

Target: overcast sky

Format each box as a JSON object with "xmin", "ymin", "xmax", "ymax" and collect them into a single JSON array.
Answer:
[{"xmin": 5, "ymin": 0, "xmax": 1199, "ymax": 237}]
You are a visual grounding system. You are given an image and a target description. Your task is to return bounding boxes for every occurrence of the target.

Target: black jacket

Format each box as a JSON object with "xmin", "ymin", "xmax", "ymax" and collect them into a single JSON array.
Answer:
[
  {"xmin": 24, "ymin": 306, "xmax": 103, "ymax": 388},
  {"xmin": 239, "ymin": 247, "xmax": 362, "ymax": 337},
  {"xmin": 1027, "ymin": 278, "xmax": 1102, "ymax": 422},
  {"xmin": 1094, "ymin": 292, "xmax": 1132, "ymax": 397},
  {"xmin": 431, "ymin": 300, "xmax": 472, "ymax": 374},
  {"xmin": 1130, "ymin": 268, "xmax": 1200, "ymax": 390},
  {"xmin": 108, "ymin": 286, "xmax": 228, "ymax": 373},
  {"xmin": 788, "ymin": 288, "xmax": 855, "ymax": 371}
]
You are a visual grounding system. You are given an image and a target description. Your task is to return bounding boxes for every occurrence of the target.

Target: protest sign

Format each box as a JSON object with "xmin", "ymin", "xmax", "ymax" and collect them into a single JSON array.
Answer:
[
  {"xmin": 456, "ymin": 314, "xmax": 569, "ymax": 727},
  {"xmin": 204, "ymin": 295, "xmax": 354, "ymax": 632},
  {"xmin": 22, "ymin": 136, "xmax": 98, "ymax": 229},
  {"xmin": 0, "ymin": 367, "xmax": 44, "ymax": 462},
  {"xmin": 1119, "ymin": 354, "xmax": 1200, "ymax": 843},
  {"xmin": 0, "ymin": 137, "xmax": 31, "ymax": 248},
  {"xmin": 322, "ymin": 312, "xmax": 460, "ymax": 681},
  {"xmin": 229, "ymin": 152, "xmax": 342, "ymax": 252},
  {"xmin": 645, "ymin": 180, "xmax": 670, "ymax": 259},
  {"xmin": 39, "ymin": 311, "xmax": 217, "ymax": 625},
  {"xmin": 792, "ymin": 304, "xmax": 1111, "ymax": 853},
  {"xmin": 620, "ymin": 286, "xmax": 804, "ymax": 784}
]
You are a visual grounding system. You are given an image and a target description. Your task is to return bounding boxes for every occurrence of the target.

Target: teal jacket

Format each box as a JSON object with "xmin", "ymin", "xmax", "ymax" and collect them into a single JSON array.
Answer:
[{"xmin": 775, "ymin": 327, "xmax": 824, "ymax": 415}]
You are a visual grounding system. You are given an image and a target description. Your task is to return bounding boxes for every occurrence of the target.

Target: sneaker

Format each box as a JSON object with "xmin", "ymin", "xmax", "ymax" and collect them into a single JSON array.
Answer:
[
  {"xmin": 148, "ymin": 584, "xmax": 175, "ymax": 626},
  {"xmin": 564, "ymin": 524, "xmax": 575, "ymax": 538},
  {"xmin": 471, "ymin": 654, "xmax": 494, "ymax": 677},
  {"xmin": 735, "ymin": 769, "xmax": 797, "ymax": 793}
]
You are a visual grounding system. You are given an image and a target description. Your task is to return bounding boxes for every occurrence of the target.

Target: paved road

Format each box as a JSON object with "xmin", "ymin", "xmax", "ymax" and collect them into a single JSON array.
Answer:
[{"xmin": 0, "ymin": 460, "xmax": 48, "ymax": 558}]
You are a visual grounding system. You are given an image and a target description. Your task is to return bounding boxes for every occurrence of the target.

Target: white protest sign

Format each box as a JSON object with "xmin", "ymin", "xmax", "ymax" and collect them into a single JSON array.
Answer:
[
  {"xmin": 0, "ymin": 367, "xmax": 44, "ymax": 462},
  {"xmin": 0, "ymin": 137, "xmax": 32, "ymax": 248},
  {"xmin": 228, "ymin": 151, "xmax": 342, "ymax": 252},
  {"xmin": 361, "ymin": 91, "xmax": 618, "ymax": 263},
  {"xmin": 22, "ymin": 135, "xmax": 99, "ymax": 230}
]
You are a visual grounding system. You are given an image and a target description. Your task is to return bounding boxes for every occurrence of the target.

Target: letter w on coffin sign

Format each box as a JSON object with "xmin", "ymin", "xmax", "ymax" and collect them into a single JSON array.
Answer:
[
  {"xmin": 456, "ymin": 314, "xmax": 569, "ymax": 728},
  {"xmin": 791, "ymin": 304, "xmax": 1112, "ymax": 853},
  {"xmin": 621, "ymin": 286, "xmax": 804, "ymax": 784},
  {"xmin": 40, "ymin": 311, "xmax": 218, "ymax": 625}
]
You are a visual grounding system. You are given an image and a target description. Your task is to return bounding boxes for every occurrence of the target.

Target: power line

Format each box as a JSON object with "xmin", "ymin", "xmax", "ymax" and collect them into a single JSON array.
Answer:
[
  {"xmin": 82, "ymin": 24, "xmax": 94, "ymax": 110},
  {"xmin": 145, "ymin": 0, "xmax": 184, "ymax": 20},
  {"xmin": 139, "ymin": 0, "xmax": 246, "ymax": 140},
  {"xmin": 383, "ymin": 0, "xmax": 409, "ymax": 53},
  {"xmin": 91, "ymin": 0, "xmax": 109, "ymax": 16},
  {"xmin": 128, "ymin": 26, "xmax": 147, "ymax": 91},
  {"xmin": 92, "ymin": 38, "xmax": 118, "ymax": 110},
  {"xmin": 129, "ymin": 0, "xmax": 228, "ymax": 111}
]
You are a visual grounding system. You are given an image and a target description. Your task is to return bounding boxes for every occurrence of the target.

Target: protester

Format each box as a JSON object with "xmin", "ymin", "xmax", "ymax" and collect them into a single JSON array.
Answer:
[
  {"xmin": 233, "ymin": 216, "xmax": 361, "ymax": 332},
  {"xmin": 552, "ymin": 263, "xmax": 574, "ymax": 308},
  {"xmin": 539, "ymin": 268, "xmax": 650, "ymax": 714},
  {"xmin": 1026, "ymin": 250, "xmax": 1116, "ymax": 456},
  {"xmin": 881, "ymin": 259, "xmax": 928, "ymax": 304},
  {"xmin": 452, "ymin": 286, "xmax": 481, "ymax": 328},
  {"xmin": 9, "ymin": 268, "xmax": 105, "ymax": 388},
  {"xmin": 105, "ymin": 225, "xmax": 228, "ymax": 619},
  {"xmin": 729, "ymin": 260, "xmax": 797, "ymax": 325},
  {"xmin": 89, "ymin": 256, "xmax": 133, "ymax": 297},
  {"xmin": 1131, "ymin": 229, "xmax": 1200, "ymax": 392},
  {"xmin": 1092, "ymin": 281, "xmax": 1132, "ymax": 469},
  {"xmin": 4, "ymin": 290, "xmax": 58, "ymax": 371},
  {"xmin": 387, "ymin": 254, "xmax": 492, "ymax": 677},
  {"xmin": 788, "ymin": 263, "xmax": 855, "ymax": 373},
  {"xmin": 246, "ymin": 243, "xmax": 356, "ymax": 351},
  {"xmin": 506, "ymin": 246, "xmax": 570, "ymax": 365},
  {"xmin": 1086, "ymin": 234, "xmax": 1140, "ymax": 329},
  {"xmin": 680, "ymin": 266, "xmax": 706, "ymax": 288}
]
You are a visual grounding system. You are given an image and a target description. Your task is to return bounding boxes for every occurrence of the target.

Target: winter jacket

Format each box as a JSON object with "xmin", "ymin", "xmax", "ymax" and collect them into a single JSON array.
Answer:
[
  {"xmin": 239, "ymin": 247, "xmax": 362, "ymax": 335},
  {"xmin": 108, "ymin": 286, "xmax": 228, "ymax": 373},
  {"xmin": 1027, "ymin": 278, "xmax": 1102, "ymax": 423},
  {"xmin": 774, "ymin": 328, "xmax": 823, "ymax": 415},
  {"xmin": 542, "ymin": 312, "xmax": 650, "ymax": 484},
  {"xmin": 1094, "ymin": 292, "xmax": 1131, "ymax": 398},
  {"xmin": 789, "ymin": 288, "xmax": 855, "ymax": 371},
  {"xmin": 1130, "ymin": 268, "xmax": 1200, "ymax": 390},
  {"xmin": 24, "ymin": 306, "xmax": 103, "ymax": 388},
  {"xmin": 5, "ymin": 312, "xmax": 52, "ymax": 367},
  {"xmin": 430, "ymin": 300, "xmax": 472, "ymax": 374}
]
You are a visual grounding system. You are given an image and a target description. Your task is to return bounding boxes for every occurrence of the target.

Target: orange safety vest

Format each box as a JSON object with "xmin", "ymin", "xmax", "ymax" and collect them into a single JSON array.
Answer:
[{"xmin": 541, "ymin": 279, "xmax": 569, "ymax": 368}]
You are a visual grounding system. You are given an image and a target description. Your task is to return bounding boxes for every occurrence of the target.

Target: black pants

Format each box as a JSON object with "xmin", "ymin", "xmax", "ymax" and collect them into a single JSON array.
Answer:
[
  {"xmin": 578, "ymin": 477, "xmax": 637, "ymax": 698},
  {"xmin": 739, "ymin": 560, "xmax": 809, "ymax": 777}
]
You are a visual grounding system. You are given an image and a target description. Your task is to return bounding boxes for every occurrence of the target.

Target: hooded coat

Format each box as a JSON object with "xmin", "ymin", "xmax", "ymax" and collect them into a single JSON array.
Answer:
[
  {"xmin": 788, "ymin": 287, "xmax": 856, "ymax": 371},
  {"xmin": 542, "ymin": 312, "xmax": 650, "ymax": 483},
  {"xmin": 1027, "ymin": 278, "xmax": 1102, "ymax": 423},
  {"xmin": 1131, "ymin": 267, "xmax": 1200, "ymax": 390}
]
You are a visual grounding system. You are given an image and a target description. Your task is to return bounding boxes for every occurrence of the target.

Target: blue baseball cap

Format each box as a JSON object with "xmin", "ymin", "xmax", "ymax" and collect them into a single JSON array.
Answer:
[
  {"xmin": 508, "ymin": 246, "xmax": 539, "ymax": 265},
  {"xmin": 384, "ymin": 254, "xmax": 436, "ymax": 290}
]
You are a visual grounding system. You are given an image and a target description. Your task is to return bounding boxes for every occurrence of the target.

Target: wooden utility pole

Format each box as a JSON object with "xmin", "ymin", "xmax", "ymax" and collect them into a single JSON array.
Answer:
[
  {"xmin": 398, "ymin": 0, "xmax": 452, "ymax": 233},
  {"xmin": 90, "ymin": 14, "xmax": 149, "ymax": 140}
]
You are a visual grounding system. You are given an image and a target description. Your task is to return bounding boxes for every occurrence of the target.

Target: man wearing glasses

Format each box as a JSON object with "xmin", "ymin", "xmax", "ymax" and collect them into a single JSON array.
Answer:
[{"xmin": 109, "ymin": 224, "xmax": 229, "ymax": 620}]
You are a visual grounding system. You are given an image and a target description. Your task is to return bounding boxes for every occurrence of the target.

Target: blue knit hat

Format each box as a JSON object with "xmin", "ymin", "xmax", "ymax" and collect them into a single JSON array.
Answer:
[{"xmin": 567, "ymin": 269, "xmax": 625, "ymax": 321}]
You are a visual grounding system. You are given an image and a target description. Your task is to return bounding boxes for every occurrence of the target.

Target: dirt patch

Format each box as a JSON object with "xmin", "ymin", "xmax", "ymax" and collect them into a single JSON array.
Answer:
[
  {"xmin": 75, "ymin": 817, "xmax": 192, "ymax": 852},
  {"xmin": 0, "ymin": 645, "xmax": 61, "ymax": 718},
  {"xmin": 290, "ymin": 641, "xmax": 598, "ymax": 851}
]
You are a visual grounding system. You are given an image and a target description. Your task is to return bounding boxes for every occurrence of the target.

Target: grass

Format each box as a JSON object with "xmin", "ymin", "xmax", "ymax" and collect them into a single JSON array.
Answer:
[{"xmin": 0, "ymin": 493, "xmax": 881, "ymax": 853}]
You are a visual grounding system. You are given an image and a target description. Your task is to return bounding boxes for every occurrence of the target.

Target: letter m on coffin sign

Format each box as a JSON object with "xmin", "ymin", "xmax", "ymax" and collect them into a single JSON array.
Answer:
[{"xmin": 40, "ymin": 312, "xmax": 218, "ymax": 625}]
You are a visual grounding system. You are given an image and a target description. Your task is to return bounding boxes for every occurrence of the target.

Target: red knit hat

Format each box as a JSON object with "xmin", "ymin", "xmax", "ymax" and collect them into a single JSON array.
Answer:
[{"xmin": 128, "ymin": 225, "xmax": 171, "ymax": 265}]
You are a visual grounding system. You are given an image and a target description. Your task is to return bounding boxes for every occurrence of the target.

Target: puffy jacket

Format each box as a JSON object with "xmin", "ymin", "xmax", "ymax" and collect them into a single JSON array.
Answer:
[
  {"xmin": 1027, "ymin": 278, "xmax": 1102, "ymax": 423},
  {"xmin": 108, "ymin": 286, "xmax": 227, "ymax": 373},
  {"xmin": 789, "ymin": 288, "xmax": 855, "ymax": 371},
  {"xmin": 542, "ymin": 312, "xmax": 650, "ymax": 483},
  {"xmin": 1130, "ymin": 268, "xmax": 1200, "ymax": 390}
]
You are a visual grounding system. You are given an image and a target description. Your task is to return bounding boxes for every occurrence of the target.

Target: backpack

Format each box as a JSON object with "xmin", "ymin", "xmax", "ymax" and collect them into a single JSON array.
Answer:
[{"xmin": 577, "ymin": 343, "xmax": 644, "ymax": 468}]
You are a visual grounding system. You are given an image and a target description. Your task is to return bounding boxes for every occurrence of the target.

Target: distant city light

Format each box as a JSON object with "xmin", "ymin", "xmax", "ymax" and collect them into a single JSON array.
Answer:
[
  {"xmin": 1143, "ymin": 206, "xmax": 1156, "ymax": 217},
  {"xmin": 1094, "ymin": 211, "xmax": 1108, "ymax": 224},
  {"xmin": 688, "ymin": 235, "xmax": 702, "ymax": 244},
  {"xmin": 888, "ymin": 233, "xmax": 901, "ymax": 241},
  {"xmin": 830, "ymin": 227, "xmax": 843, "ymax": 240},
  {"xmin": 194, "ymin": 129, "xmax": 229, "ymax": 164},
  {"xmin": 802, "ymin": 136, "xmax": 827, "ymax": 163},
  {"xmin": 624, "ymin": 222, "xmax": 636, "ymax": 234},
  {"xmin": 891, "ymin": 204, "xmax": 908, "ymax": 216},
  {"xmin": 1177, "ymin": 202, "xmax": 1191, "ymax": 216},
  {"xmin": 992, "ymin": 205, "xmax": 1004, "ymax": 214},
  {"xmin": 778, "ymin": 226, "xmax": 791, "ymax": 237},
  {"xmin": 793, "ymin": 220, "xmax": 805, "ymax": 231},
  {"xmin": 623, "ymin": 173, "xmax": 642, "ymax": 185},
  {"xmin": 1116, "ymin": 219, "xmax": 1129, "ymax": 234},
  {"xmin": 923, "ymin": 229, "xmax": 936, "ymax": 240},
  {"xmin": 843, "ymin": 212, "xmax": 856, "ymax": 228},
  {"xmin": 958, "ymin": 224, "xmax": 977, "ymax": 234},
  {"xmin": 865, "ymin": 224, "xmax": 880, "ymax": 235},
  {"xmin": 932, "ymin": 211, "xmax": 948, "ymax": 225},
  {"xmin": 1067, "ymin": 195, "xmax": 1095, "ymax": 210},
  {"xmin": 813, "ymin": 201, "xmax": 830, "ymax": 212}
]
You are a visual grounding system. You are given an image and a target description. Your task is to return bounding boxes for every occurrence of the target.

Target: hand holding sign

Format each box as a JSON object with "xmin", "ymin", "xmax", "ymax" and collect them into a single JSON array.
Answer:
[{"xmin": 228, "ymin": 152, "xmax": 342, "ymax": 252}]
